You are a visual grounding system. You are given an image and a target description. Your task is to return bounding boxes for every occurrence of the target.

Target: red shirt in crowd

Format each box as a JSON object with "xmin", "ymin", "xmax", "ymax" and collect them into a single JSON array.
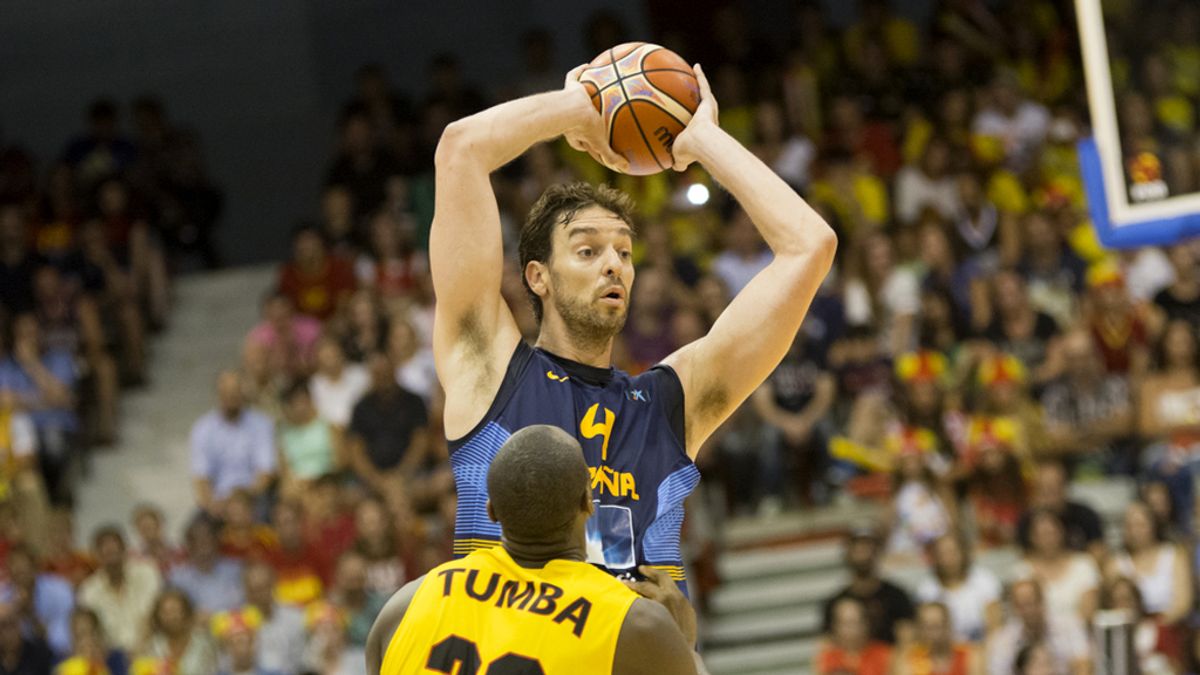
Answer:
[
  {"xmin": 816, "ymin": 642, "xmax": 892, "ymax": 675},
  {"xmin": 306, "ymin": 513, "xmax": 357, "ymax": 585},
  {"xmin": 277, "ymin": 256, "xmax": 356, "ymax": 320}
]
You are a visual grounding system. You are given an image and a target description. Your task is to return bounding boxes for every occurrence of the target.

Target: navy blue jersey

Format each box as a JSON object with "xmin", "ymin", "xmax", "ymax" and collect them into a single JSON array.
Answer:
[{"xmin": 449, "ymin": 342, "xmax": 699, "ymax": 589}]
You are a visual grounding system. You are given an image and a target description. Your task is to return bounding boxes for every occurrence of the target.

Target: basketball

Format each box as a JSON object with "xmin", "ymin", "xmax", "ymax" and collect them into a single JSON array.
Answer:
[{"xmin": 578, "ymin": 43, "xmax": 700, "ymax": 176}]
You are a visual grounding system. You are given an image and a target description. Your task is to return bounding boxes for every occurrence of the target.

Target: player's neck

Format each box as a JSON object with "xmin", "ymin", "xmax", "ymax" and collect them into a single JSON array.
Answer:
[
  {"xmin": 534, "ymin": 321, "xmax": 613, "ymax": 368},
  {"xmin": 502, "ymin": 537, "xmax": 587, "ymax": 568}
]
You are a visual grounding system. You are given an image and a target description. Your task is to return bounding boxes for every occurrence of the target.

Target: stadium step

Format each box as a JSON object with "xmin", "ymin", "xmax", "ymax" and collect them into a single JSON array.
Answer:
[
  {"xmin": 705, "ymin": 637, "xmax": 818, "ymax": 675},
  {"xmin": 75, "ymin": 265, "xmax": 277, "ymax": 542}
]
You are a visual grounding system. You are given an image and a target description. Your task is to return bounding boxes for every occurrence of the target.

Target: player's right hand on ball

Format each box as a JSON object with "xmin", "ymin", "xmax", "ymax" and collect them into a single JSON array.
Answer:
[
  {"xmin": 562, "ymin": 64, "xmax": 630, "ymax": 173},
  {"xmin": 623, "ymin": 565, "xmax": 698, "ymax": 648}
]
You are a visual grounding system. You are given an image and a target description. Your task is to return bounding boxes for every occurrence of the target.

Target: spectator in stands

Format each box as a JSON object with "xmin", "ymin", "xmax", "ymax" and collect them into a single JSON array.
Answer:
[
  {"xmin": 309, "ymin": 337, "xmax": 369, "ymax": 430},
  {"xmin": 190, "ymin": 370, "xmax": 276, "ymax": 519},
  {"xmin": 142, "ymin": 589, "xmax": 218, "ymax": 675},
  {"xmin": 245, "ymin": 292, "xmax": 321, "ymax": 381},
  {"xmin": 75, "ymin": 218, "xmax": 148, "ymax": 385},
  {"xmin": 131, "ymin": 504, "xmax": 180, "ymax": 574},
  {"xmin": 325, "ymin": 104, "xmax": 400, "ymax": 221},
  {"xmin": 328, "ymin": 551, "xmax": 385, "ymax": 649},
  {"xmin": 1015, "ymin": 461, "xmax": 1105, "ymax": 559},
  {"xmin": 1082, "ymin": 263, "xmax": 1149, "ymax": 380},
  {"xmin": 1039, "ymin": 330, "xmax": 1134, "ymax": 470},
  {"xmin": 985, "ymin": 579, "xmax": 1089, "ymax": 675},
  {"xmin": 750, "ymin": 100, "xmax": 816, "ymax": 191},
  {"xmin": 816, "ymin": 596, "xmax": 892, "ymax": 675},
  {"xmin": 77, "ymin": 526, "xmax": 161, "ymax": 653},
  {"xmin": 351, "ymin": 496, "xmax": 407, "ymax": 597},
  {"xmin": 301, "ymin": 477, "xmax": 356, "ymax": 587},
  {"xmin": 0, "ymin": 600, "xmax": 52, "ymax": 675},
  {"xmin": 894, "ymin": 137, "xmax": 960, "ymax": 227},
  {"xmin": 241, "ymin": 561, "xmax": 305, "ymax": 675},
  {"xmin": 336, "ymin": 291, "xmax": 387, "ymax": 364},
  {"xmin": 1105, "ymin": 501, "xmax": 1193, "ymax": 627},
  {"xmin": 1138, "ymin": 320, "xmax": 1200, "ymax": 442},
  {"xmin": 1012, "ymin": 509, "xmax": 1100, "ymax": 622},
  {"xmin": 260, "ymin": 501, "xmax": 322, "ymax": 606},
  {"xmin": 276, "ymin": 225, "xmax": 356, "ymax": 322},
  {"xmin": 2, "ymin": 546, "xmax": 73, "ymax": 659},
  {"xmin": 621, "ymin": 267, "xmax": 677, "ymax": 372},
  {"xmin": 41, "ymin": 509, "xmax": 95, "ymax": 588},
  {"xmin": 30, "ymin": 264, "xmax": 120, "ymax": 446},
  {"xmin": 61, "ymin": 99, "xmax": 136, "ymax": 191},
  {"xmin": 0, "ymin": 313, "xmax": 79, "ymax": 504},
  {"xmin": 844, "ymin": 232, "xmax": 919, "ymax": 357},
  {"xmin": 1018, "ymin": 213, "xmax": 1085, "ymax": 329},
  {"xmin": 218, "ymin": 490, "xmax": 276, "ymax": 561},
  {"xmin": 0, "ymin": 390, "xmax": 47, "ymax": 542},
  {"xmin": 1153, "ymin": 240, "xmax": 1200, "ymax": 329},
  {"xmin": 210, "ymin": 607, "xmax": 268, "ymax": 675},
  {"xmin": 894, "ymin": 602, "xmax": 981, "ymax": 675},
  {"xmin": 752, "ymin": 328, "xmax": 836, "ymax": 507},
  {"xmin": 885, "ymin": 433, "xmax": 953, "ymax": 558},
  {"xmin": 60, "ymin": 607, "xmax": 128, "ymax": 675},
  {"xmin": 299, "ymin": 601, "xmax": 355, "ymax": 675},
  {"xmin": 915, "ymin": 533, "xmax": 1002, "ymax": 644},
  {"xmin": 355, "ymin": 210, "xmax": 427, "ymax": 301},
  {"xmin": 347, "ymin": 352, "xmax": 429, "ymax": 500},
  {"xmin": 1011, "ymin": 643, "xmax": 1058, "ymax": 675},
  {"xmin": 971, "ymin": 72, "xmax": 1050, "ymax": 171},
  {"xmin": 963, "ymin": 420, "xmax": 1026, "ymax": 547},
  {"xmin": 1099, "ymin": 575, "xmax": 1183, "ymax": 672},
  {"xmin": 91, "ymin": 176, "xmax": 170, "ymax": 335},
  {"xmin": 277, "ymin": 381, "xmax": 339, "ymax": 501},
  {"xmin": 823, "ymin": 526, "xmax": 915, "ymax": 645},
  {"xmin": 169, "ymin": 515, "xmax": 244, "ymax": 616},
  {"xmin": 977, "ymin": 270, "xmax": 1064, "ymax": 389},
  {"xmin": 386, "ymin": 317, "xmax": 437, "ymax": 406},
  {"xmin": 711, "ymin": 208, "xmax": 772, "ymax": 297},
  {"xmin": 319, "ymin": 184, "xmax": 359, "ymax": 257}
]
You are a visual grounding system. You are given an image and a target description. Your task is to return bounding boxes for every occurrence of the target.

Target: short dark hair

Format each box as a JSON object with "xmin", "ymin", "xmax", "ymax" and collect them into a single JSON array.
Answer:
[
  {"xmin": 91, "ymin": 525, "xmax": 125, "ymax": 551},
  {"xmin": 487, "ymin": 425, "xmax": 590, "ymax": 540},
  {"xmin": 519, "ymin": 182, "xmax": 635, "ymax": 323},
  {"xmin": 281, "ymin": 377, "xmax": 311, "ymax": 404}
]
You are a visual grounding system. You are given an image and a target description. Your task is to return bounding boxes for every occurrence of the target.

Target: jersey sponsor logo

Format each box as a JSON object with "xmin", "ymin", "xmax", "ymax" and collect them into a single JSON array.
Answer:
[
  {"xmin": 435, "ymin": 568, "xmax": 593, "ymax": 637},
  {"xmin": 580, "ymin": 403, "xmax": 615, "ymax": 461},
  {"xmin": 545, "ymin": 370, "xmax": 570, "ymax": 382},
  {"xmin": 588, "ymin": 465, "xmax": 640, "ymax": 500},
  {"xmin": 626, "ymin": 389, "xmax": 649, "ymax": 403}
]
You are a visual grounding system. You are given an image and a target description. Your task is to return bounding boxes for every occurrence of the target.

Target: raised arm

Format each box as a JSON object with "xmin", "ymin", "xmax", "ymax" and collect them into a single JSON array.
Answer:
[
  {"xmin": 661, "ymin": 66, "xmax": 837, "ymax": 458},
  {"xmin": 431, "ymin": 70, "xmax": 625, "ymax": 439}
]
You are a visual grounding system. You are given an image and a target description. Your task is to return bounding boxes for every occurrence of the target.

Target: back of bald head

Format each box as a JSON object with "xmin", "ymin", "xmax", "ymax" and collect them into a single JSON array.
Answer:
[{"xmin": 488, "ymin": 425, "xmax": 591, "ymax": 541}]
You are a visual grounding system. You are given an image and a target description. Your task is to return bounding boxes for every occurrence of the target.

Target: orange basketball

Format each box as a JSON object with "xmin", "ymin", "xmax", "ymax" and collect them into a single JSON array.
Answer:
[{"xmin": 578, "ymin": 43, "xmax": 700, "ymax": 176}]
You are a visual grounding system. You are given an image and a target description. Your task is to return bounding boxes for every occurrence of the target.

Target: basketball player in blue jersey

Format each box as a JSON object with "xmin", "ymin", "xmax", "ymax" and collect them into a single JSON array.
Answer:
[{"xmin": 430, "ymin": 63, "xmax": 837, "ymax": 589}]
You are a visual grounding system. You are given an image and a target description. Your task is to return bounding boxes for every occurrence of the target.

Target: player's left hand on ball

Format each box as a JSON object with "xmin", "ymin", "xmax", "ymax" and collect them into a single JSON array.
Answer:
[
  {"xmin": 670, "ymin": 63, "xmax": 719, "ymax": 173},
  {"xmin": 562, "ymin": 64, "xmax": 630, "ymax": 173},
  {"xmin": 623, "ymin": 565, "xmax": 698, "ymax": 647}
]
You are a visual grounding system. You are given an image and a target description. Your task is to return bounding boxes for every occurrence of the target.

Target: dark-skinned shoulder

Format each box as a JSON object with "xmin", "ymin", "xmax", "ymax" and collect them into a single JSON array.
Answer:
[
  {"xmin": 612, "ymin": 598, "xmax": 701, "ymax": 675},
  {"xmin": 365, "ymin": 576, "xmax": 424, "ymax": 674}
]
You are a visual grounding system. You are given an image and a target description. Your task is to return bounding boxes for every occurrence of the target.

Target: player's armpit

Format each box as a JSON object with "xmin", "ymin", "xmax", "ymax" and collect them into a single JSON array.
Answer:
[
  {"xmin": 612, "ymin": 599, "xmax": 704, "ymax": 675},
  {"xmin": 365, "ymin": 577, "xmax": 423, "ymax": 675},
  {"xmin": 665, "ymin": 254, "xmax": 833, "ymax": 459}
]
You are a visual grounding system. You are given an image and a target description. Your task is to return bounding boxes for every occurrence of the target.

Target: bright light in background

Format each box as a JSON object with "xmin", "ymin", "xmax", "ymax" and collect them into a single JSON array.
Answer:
[{"xmin": 686, "ymin": 183, "xmax": 709, "ymax": 206}]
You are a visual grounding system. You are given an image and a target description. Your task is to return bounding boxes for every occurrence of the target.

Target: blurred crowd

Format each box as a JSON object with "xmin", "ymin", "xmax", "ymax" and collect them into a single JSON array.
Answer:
[{"xmin": 4, "ymin": 0, "xmax": 1200, "ymax": 673}]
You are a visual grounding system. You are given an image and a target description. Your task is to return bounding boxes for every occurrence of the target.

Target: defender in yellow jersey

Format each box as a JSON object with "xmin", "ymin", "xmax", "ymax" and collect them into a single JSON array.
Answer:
[{"xmin": 366, "ymin": 426, "xmax": 706, "ymax": 675}]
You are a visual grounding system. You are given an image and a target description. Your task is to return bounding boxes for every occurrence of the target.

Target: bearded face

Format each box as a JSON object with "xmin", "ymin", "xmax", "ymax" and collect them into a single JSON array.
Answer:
[{"xmin": 531, "ymin": 206, "xmax": 635, "ymax": 351}]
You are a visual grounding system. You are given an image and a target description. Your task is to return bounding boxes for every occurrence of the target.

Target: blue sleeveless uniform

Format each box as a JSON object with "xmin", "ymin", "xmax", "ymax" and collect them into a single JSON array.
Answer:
[{"xmin": 449, "ymin": 342, "xmax": 699, "ymax": 591}]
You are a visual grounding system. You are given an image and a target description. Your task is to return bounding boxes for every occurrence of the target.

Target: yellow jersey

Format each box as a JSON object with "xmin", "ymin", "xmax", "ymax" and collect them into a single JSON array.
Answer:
[{"xmin": 381, "ymin": 547, "xmax": 639, "ymax": 674}]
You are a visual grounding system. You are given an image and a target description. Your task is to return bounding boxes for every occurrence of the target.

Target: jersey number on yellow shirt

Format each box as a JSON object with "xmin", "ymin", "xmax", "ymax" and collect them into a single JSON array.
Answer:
[{"xmin": 426, "ymin": 635, "xmax": 543, "ymax": 674}]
